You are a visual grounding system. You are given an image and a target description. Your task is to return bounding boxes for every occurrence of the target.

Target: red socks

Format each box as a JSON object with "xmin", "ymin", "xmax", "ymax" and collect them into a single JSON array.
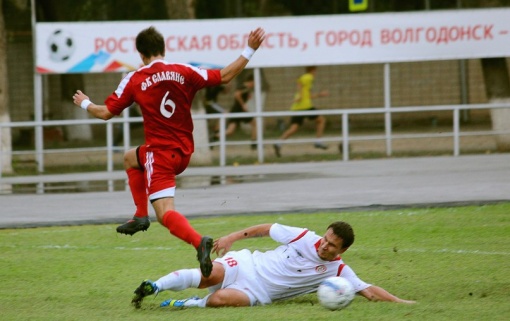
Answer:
[
  {"xmin": 127, "ymin": 167, "xmax": 202, "ymax": 248},
  {"xmin": 126, "ymin": 168, "xmax": 148, "ymax": 218},
  {"xmin": 162, "ymin": 210, "xmax": 202, "ymax": 248}
]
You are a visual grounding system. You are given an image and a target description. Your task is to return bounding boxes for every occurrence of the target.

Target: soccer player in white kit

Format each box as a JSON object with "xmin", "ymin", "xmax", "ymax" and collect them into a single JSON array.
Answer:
[{"xmin": 131, "ymin": 221, "xmax": 415, "ymax": 308}]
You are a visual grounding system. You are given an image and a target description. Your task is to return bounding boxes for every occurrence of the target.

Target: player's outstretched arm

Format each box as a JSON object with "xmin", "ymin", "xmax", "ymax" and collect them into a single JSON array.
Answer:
[
  {"xmin": 213, "ymin": 223, "xmax": 272, "ymax": 256},
  {"xmin": 311, "ymin": 90, "xmax": 329, "ymax": 99},
  {"xmin": 220, "ymin": 27, "xmax": 265, "ymax": 84},
  {"xmin": 72, "ymin": 90, "xmax": 115, "ymax": 120},
  {"xmin": 358, "ymin": 285, "xmax": 416, "ymax": 304}
]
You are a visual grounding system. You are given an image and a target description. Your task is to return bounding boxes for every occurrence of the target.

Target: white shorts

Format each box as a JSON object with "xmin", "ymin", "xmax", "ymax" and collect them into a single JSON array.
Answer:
[{"xmin": 211, "ymin": 249, "xmax": 271, "ymax": 306}]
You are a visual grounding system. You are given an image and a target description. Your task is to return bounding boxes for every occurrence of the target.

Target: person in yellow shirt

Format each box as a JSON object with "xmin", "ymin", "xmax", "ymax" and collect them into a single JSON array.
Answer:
[{"xmin": 274, "ymin": 66, "xmax": 329, "ymax": 157}]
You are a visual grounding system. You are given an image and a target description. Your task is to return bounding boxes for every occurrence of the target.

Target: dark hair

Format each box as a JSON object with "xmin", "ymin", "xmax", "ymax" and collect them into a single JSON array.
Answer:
[
  {"xmin": 305, "ymin": 66, "xmax": 317, "ymax": 73},
  {"xmin": 136, "ymin": 26, "xmax": 165, "ymax": 58},
  {"xmin": 328, "ymin": 221, "xmax": 355, "ymax": 249}
]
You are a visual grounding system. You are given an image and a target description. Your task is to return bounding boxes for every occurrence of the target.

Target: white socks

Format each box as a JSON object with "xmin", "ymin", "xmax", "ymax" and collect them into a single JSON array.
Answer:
[
  {"xmin": 154, "ymin": 268, "xmax": 212, "ymax": 308},
  {"xmin": 155, "ymin": 268, "xmax": 201, "ymax": 291},
  {"xmin": 197, "ymin": 294, "xmax": 211, "ymax": 307}
]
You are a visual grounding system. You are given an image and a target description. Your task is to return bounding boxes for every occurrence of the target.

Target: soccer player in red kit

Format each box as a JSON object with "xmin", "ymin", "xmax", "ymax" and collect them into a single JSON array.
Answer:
[{"xmin": 72, "ymin": 26, "xmax": 265, "ymax": 277}]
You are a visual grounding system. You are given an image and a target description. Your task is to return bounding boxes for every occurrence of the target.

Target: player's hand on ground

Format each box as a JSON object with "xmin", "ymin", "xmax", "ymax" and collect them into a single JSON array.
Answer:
[
  {"xmin": 73, "ymin": 90, "xmax": 89, "ymax": 107},
  {"xmin": 248, "ymin": 27, "xmax": 265, "ymax": 50},
  {"xmin": 213, "ymin": 236, "xmax": 233, "ymax": 257}
]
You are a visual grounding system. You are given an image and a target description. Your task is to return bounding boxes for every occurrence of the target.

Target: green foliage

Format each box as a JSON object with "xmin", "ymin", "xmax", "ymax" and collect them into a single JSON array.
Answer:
[{"xmin": 1, "ymin": 204, "xmax": 509, "ymax": 320}]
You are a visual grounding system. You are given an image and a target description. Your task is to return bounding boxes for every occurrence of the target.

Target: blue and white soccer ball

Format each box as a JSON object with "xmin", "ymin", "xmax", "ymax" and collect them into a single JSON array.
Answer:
[
  {"xmin": 317, "ymin": 276, "xmax": 355, "ymax": 311},
  {"xmin": 47, "ymin": 29, "xmax": 76, "ymax": 62}
]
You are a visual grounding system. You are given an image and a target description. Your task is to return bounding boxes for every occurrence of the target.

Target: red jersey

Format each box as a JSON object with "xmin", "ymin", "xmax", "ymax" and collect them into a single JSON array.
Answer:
[{"xmin": 105, "ymin": 60, "xmax": 222, "ymax": 155}]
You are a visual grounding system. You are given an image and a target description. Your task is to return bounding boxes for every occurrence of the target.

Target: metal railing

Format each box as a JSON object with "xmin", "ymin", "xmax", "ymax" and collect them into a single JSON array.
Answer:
[{"xmin": 1, "ymin": 102, "xmax": 510, "ymax": 193}]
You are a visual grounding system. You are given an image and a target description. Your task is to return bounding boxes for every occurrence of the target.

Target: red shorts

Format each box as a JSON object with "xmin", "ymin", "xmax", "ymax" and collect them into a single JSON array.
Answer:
[{"xmin": 137, "ymin": 146, "xmax": 191, "ymax": 201}]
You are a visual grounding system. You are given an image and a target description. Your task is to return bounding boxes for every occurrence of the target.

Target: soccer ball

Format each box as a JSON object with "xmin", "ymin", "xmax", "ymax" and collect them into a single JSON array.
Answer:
[
  {"xmin": 47, "ymin": 29, "xmax": 76, "ymax": 62},
  {"xmin": 317, "ymin": 277, "xmax": 355, "ymax": 311}
]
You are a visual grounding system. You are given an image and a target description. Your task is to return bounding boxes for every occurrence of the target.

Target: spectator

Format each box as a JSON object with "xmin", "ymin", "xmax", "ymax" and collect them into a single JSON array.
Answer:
[
  {"xmin": 203, "ymin": 85, "xmax": 228, "ymax": 140},
  {"xmin": 274, "ymin": 66, "xmax": 329, "ymax": 157},
  {"xmin": 212, "ymin": 74, "xmax": 257, "ymax": 150}
]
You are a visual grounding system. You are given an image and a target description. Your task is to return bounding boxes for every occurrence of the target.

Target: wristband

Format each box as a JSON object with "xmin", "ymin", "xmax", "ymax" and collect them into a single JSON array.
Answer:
[
  {"xmin": 80, "ymin": 99, "xmax": 92, "ymax": 110},
  {"xmin": 241, "ymin": 46, "xmax": 255, "ymax": 60}
]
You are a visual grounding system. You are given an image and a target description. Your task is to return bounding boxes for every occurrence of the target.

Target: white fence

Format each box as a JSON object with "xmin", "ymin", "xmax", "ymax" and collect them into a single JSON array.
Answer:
[
  {"xmin": 13, "ymin": 8, "xmax": 510, "ymax": 194},
  {"xmin": 1, "ymin": 101, "xmax": 510, "ymax": 194}
]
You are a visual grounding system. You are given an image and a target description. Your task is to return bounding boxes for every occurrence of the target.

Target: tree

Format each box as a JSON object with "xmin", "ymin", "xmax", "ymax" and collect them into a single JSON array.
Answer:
[
  {"xmin": 0, "ymin": 0, "xmax": 27, "ymax": 175},
  {"xmin": 165, "ymin": 0, "xmax": 196, "ymax": 18},
  {"xmin": 36, "ymin": 0, "xmax": 94, "ymax": 141},
  {"xmin": 0, "ymin": 0, "xmax": 12, "ymax": 176},
  {"xmin": 477, "ymin": 0, "xmax": 510, "ymax": 151}
]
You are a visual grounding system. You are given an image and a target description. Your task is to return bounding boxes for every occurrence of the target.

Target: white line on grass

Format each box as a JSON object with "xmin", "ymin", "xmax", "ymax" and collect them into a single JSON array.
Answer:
[{"xmin": 2, "ymin": 244, "xmax": 509, "ymax": 256}]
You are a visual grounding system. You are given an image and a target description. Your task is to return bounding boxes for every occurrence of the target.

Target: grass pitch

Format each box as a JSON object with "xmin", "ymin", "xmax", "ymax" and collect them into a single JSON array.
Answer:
[{"xmin": 1, "ymin": 203, "xmax": 509, "ymax": 321}]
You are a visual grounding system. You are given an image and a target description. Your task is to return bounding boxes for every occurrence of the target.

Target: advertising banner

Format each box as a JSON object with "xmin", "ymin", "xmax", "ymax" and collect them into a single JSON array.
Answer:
[{"xmin": 35, "ymin": 8, "xmax": 510, "ymax": 74}]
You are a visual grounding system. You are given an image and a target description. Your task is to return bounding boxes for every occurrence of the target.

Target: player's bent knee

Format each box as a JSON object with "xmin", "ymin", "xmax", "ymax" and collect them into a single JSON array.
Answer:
[
  {"xmin": 206, "ymin": 289, "xmax": 251, "ymax": 307},
  {"xmin": 123, "ymin": 148, "xmax": 139, "ymax": 169}
]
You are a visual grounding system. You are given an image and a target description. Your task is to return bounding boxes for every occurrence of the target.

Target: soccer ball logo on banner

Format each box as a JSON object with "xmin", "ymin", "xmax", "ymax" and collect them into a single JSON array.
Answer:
[{"xmin": 47, "ymin": 29, "xmax": 76, "ymax": 62}]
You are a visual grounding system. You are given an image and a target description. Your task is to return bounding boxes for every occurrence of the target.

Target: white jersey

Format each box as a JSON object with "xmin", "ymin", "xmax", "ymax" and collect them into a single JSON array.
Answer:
[{"xmin": 252, "ymin": 223, "xmax": 370, "ymax": 301}]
